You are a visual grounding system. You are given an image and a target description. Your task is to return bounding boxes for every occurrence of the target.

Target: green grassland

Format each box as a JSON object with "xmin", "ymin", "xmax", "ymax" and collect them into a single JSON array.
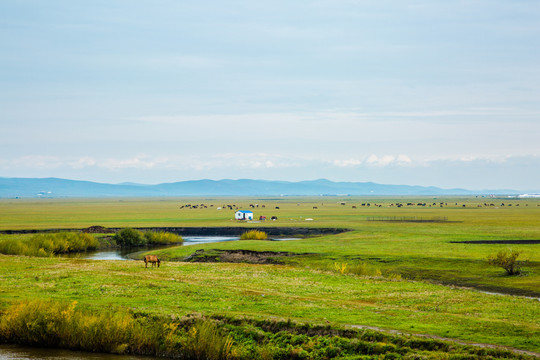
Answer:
[{"xmin": 0, "ymin": 196, "xmax": 539, "ymax": 356}]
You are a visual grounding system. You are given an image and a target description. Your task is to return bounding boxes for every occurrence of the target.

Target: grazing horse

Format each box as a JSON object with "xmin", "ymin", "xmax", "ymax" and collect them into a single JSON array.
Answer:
[{"xmin": 143, "ymin": 255, "xmax": 161, "ymax": 268}]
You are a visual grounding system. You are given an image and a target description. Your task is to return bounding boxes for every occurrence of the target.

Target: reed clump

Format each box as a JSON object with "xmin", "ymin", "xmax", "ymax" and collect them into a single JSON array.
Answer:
[
  {"xmin": 240, "ymin": 230, "xmax": 268, "ymax": 240},
  {"xmin": 0, "ymin": 300, "xmax": 238, "ymax": 359},
  {"xmin": 144, "ymin": 230, "xmax": 183, "ymax": 245},
  {"xmin": 0, "ymin": 300, "xmax": 160, "ymax": 355},
  {"xmin": 114, "ymin": 228, "xmax": 183, "ymax": 247},
  {"xmin": 0, "ymin": 232, "xmax": 99, "ymax": 257}
]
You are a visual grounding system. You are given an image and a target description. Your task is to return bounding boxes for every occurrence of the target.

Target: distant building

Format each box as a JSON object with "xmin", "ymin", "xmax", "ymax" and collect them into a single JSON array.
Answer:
[{"xmin": 235, "ymin": 210, "xmax": 254, "ymax": 220}]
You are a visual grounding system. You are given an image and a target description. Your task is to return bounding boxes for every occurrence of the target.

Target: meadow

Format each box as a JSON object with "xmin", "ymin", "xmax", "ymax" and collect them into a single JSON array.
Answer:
[{"xmin": 0, "ymin": 196, "xmax": 538, "ymax": 358}]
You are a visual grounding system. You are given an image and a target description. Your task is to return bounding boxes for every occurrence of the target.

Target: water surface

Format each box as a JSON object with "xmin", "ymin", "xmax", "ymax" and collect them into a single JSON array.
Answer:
[
  {"xmin": 80, "ymin": 236, "xmax": 240, "ymax": 260},
  {"xmin": 0, "ymin": 344, "xmax": 151, "ymax": 360}
]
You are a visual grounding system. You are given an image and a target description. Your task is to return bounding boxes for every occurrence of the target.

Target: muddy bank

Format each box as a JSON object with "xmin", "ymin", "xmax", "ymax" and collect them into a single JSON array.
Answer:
[
  {"xmin": 183, "ymin": 249, "xmax": 313, "ymax": 264},
  {"xmin": 0, "ymin": 226, "xmax": 349, "ymax": 237},
  {"xmin": 136, "ymin": 226, "xmax": 348, "ymax": 237}
]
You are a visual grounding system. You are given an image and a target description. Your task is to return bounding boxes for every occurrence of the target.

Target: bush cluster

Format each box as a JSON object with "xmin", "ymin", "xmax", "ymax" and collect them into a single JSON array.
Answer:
[
  {"xmin": 114, "ymin": 228, "xmax": 183, "ymax": 247},
  {"xmin": 240, "ymin": 230, "xmax": 268, "ymax": 240},
  {"xmin": 488, "ymin": 249, "xmax": 527, "ymax": 275},
  {"xmin": 0, "ymin": 232, "xmax": 99, "ymax": 257}
]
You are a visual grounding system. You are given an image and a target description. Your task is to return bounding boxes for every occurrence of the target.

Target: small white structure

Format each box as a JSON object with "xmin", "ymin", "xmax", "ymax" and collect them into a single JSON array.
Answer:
[{"xmin": 235, "ymin": 210, "xmax": 254, "ymax": 220}]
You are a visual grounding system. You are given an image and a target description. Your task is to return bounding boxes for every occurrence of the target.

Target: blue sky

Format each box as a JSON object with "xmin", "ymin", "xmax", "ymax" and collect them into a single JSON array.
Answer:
[{"xmin": 1, "ymin": 1, "xmax": 539, "ymax": 190}]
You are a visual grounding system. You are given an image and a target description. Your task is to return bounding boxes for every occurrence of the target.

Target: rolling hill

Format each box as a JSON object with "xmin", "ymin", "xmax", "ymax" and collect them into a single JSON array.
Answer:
[{"xmin": 0, "ymin": 177, "xmax": 524, "ymax": 198}]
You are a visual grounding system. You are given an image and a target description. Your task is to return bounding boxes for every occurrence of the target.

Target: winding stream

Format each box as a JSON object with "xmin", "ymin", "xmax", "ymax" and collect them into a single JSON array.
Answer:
[
  {"xmin": 75, "ymin": 236, "xmax": 300, "ymax": 260},
  {"xmin": 78, "ymin": 236, "xmax": 241, "ymax": 260}
]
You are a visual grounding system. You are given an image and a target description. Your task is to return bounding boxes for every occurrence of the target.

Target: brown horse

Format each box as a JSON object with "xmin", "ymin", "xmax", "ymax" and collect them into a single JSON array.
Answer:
[{"xmin": 143, "ymin": 255, "xmax": 161, "ymax": 268}]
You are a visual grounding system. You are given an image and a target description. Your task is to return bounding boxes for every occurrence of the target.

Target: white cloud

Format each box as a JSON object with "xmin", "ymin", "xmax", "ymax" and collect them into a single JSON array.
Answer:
[
  {"xmin": 366, "ymin": 155, "xmax": 395, "ymax": 166},
  {"xmin": 333, "ymin": 159, "xmax": 362, "ymax": 167},
  {"xmin": 68, "ymin": 157, "xmax": 97, "ymax": 169},
  {"xmin": 2, "ymin": 155, "xmax": 64, "ymax": 169},
  {"xmin": 100, "ymin": 156, "xmax": 170, "ymax": 170},
  {"xmin": 365, "ymin": 154, "xmax": 412, "ymax": 167}
]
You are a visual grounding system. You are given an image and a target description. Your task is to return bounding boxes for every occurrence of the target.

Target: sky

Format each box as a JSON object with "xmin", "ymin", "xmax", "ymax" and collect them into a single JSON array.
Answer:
[{"xmin": 1, "ymin": 0, "xmax": 539, "ymax": 191}]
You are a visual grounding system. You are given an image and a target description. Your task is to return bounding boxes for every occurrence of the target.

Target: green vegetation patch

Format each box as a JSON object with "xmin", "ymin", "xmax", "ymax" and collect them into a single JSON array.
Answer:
[
  {"xmin": 0, "ymin": 299, "xmax": 535, "ymax": 359},
  {"xmin": 0, "ymin": 196, "xmax": 539, "ymax": 356}
]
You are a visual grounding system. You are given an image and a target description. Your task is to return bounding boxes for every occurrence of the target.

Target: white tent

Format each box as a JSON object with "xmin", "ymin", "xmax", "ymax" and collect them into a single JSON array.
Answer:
[{"xmin": 235, "ymin": 210, "xmax": 254, "ymax": 220}]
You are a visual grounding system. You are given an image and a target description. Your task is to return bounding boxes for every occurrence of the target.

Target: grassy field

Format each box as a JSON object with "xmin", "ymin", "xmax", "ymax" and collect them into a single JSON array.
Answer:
[{"xmin": 0, "ymin": 196, "xmax": 539, "ymax": 357}]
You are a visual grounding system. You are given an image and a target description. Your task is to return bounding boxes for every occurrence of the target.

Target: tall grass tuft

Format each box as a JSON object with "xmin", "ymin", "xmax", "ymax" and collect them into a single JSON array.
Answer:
[
  {"xmin": 0, "ymin": 232, "xmax": 99, "ymax": 257},
  {"xmin": 0, "ymin": 300, "xmax": 160, "ymax": 354},
  {"xmin": 180, "ymin": 320, "xmax": 236, "ymax": 360},
  {"xmin": 332, "ymin": 262, "xmax": 382, "ymax": 277},
  {"xmin": 0, "ymin": 300, "xmax": 241, "ymax": 359},
  {"xmin": 144, "ymin": 230, "xmax": 183, "ymax": 245},
  {"xmin": 240, "ymin": 230, "xmax": 268, "ymax": 240}
]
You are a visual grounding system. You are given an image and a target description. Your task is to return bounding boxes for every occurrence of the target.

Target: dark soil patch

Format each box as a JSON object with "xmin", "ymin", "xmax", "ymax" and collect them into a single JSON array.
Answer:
[
  {"xmin": 450, "ymin": 240, "xmax": 540, "ymax": 244},
  {"xmin": 183, "ymin": 249, "xmax": 312, "ymax": 264},
  {"xmin": 82, "ymin": 225, "xmax": 111, "ymax": 233}
]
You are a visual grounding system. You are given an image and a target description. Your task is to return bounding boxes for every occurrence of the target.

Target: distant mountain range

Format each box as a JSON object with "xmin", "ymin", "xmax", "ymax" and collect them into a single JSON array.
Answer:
[{"xmin": 0, "ymin": 177, "xmax": 529, "ymax": 198}]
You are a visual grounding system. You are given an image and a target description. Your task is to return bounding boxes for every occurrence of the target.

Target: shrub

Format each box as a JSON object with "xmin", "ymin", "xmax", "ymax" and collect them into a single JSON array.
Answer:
[
  {"xmin": 487, "ymin": 249, "xmax": 526, "ymax": 275},
  {"xmin": 144, "ymin": 231, "xmax": 183, "ymax": 245},
  {"xmin": 114, "ymin": 228, "xmax": 145, "ymax": 247},
  {"xmin": 240, "ymin": 230, "xmax": 268, "ymax": 240}
]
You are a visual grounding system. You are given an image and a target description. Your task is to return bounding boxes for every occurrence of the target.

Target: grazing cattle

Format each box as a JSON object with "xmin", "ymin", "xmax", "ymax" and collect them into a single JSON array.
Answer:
[
  {"xmin": 275, "ymin": 206, "xmax": 280, "ymax": 209},
  {"xmin": 271, "ymin": 216, "xmax": 278, "ymax": 220},
  {"xmin": 313, "ymin": 206, "xmax": 318, "ymax": 209},
  {"xmin": 143, "ymin": 255, "xmax": 161, "ymax": 268}
]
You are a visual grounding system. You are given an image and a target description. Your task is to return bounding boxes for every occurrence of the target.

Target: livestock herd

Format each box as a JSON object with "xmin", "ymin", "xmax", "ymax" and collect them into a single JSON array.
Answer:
[{"xmin": 178, "ymin": 201, "xmax": 532, "ymax": 211}]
